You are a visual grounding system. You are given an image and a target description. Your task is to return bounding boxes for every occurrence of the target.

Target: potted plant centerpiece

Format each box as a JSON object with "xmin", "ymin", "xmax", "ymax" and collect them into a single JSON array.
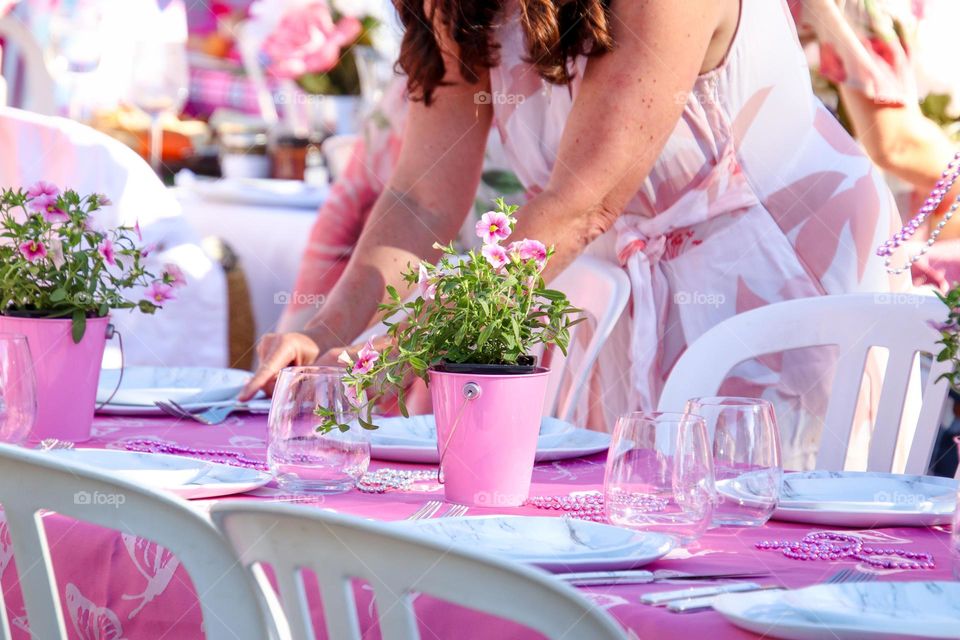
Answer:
[
  {"xmin": 0, "ymin": 183, "xmax": 180, "ymax": 442},
  {"xmin": 316, "ymin": 199, "xmax": 581, "ymax": 505}
]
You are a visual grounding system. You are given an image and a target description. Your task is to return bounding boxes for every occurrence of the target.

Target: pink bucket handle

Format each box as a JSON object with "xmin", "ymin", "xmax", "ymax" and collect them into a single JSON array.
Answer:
[
  {"xmin": 95, "ymin": 324, "xmax": 124, "ymax": 409},
  {"xmin": 436, "ymin": 381, "xmax": 482, "ymax": 484}
]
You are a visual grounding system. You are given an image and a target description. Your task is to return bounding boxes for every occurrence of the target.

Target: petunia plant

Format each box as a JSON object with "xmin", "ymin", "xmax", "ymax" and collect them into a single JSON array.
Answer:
[
  {"xmin": 0, "ymin": 183, "xmax": 185, "ymax": 342},
  {"xmin": 315, "ymin": 198, "xmax": 581, "ymax": 433}
]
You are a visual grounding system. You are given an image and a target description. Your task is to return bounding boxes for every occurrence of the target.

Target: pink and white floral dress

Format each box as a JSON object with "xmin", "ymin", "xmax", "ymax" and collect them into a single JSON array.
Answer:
[{"xmin": 491, "ymin": 0, "xmax": 907, "ymax": 469}]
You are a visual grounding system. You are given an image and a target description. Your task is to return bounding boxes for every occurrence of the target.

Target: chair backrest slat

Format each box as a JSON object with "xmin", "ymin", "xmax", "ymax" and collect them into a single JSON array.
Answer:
[
  {"xmin": 212, "ymin": 503, "xmax": 627, "ymax": 640},
  {"xmin": 658, "ymin": 294, "xmax": 952, "ymax": 473},
  {"xmin": 0, "ymin": 445, "xmax": 271, "ymax": 639}
]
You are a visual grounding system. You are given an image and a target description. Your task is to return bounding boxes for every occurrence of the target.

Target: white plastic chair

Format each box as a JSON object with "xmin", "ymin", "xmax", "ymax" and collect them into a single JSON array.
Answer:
[
  {"xmin": 0, "ymin": 444, "xmax": 272, "ymax": 639},
  {"xmin": 0, "ymin": 15, "xmax": 56, "ymax": 115},
  {"xmin": 211, "ymin": 502, "xmax": 628, "ymax": 640},
  {"xmin": 354, "ymin": 255, "xmax": 630, "ymax": 422},
  {"xmin": 657, "ymin": 293, "xmax": 952, "ymax": 474}
]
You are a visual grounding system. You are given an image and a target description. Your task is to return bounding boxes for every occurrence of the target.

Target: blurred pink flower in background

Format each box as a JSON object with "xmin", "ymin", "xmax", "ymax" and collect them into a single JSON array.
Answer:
[
  {"xmin": 162, "ymin": 263, "xmax": 188, "ymax": 288},
  {"xmin": 145, "ymin": 281, "xmax": 175, "ymax": 304},
  {"xmin": 98, "ymin": 239, "xmax": 116, "ymax": 266},
  {"xmin": 0, "ymin": 0, "xmax": 19, "ymax": 17},
  {"xmin": 508, "ymin": 238, "xmax": 547, "ymax": 268},
  {"xmin": 262, "ymin": 1, "xmax": 362, "ymax": 79}
]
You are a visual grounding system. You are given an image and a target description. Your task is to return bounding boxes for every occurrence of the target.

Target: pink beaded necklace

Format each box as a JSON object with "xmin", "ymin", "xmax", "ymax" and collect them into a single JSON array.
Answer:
[
  {"xmin": 878, "ymin": 150, "xmax": 960, "ymax": 274},
  {"xmin": 756, "ymin": 531, "xmax": 934, "ymax": 570}
]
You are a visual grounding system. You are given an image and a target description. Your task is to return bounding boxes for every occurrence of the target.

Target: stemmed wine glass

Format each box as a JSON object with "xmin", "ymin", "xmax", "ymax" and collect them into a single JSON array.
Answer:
[
  {"xmin": 127, "ymin": 37, "xmax": 189, "ymax": 173},
  {"xmin": 0, "ymin": 334, "xmax": 37, "ymax": 444},
  {"xmin": 45, "ymin": 0, "xmax": 104, "ymax": 121}
]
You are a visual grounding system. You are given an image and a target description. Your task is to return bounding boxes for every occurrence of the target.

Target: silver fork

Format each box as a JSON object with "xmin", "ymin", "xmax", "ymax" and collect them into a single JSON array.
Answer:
[
  {"xmin": 439, "ymin": 504, "xmax": 469, "ymax": 518},
  {"xmin": 406, "ymin": 501, "xmax": 443, "ymax": 520},
  {"xmin": 155, "ymin": 400, "xmax": 245, "ymax": 425},
  {"xmin": 824, "ymin": 568, "xmax": 875, "ymax": 585}
]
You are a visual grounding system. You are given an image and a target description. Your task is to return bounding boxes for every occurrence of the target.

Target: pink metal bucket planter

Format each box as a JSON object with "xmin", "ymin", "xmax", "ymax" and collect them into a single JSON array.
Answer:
[
  {"xmin": 429, "ymin": 367, "xmax": 550, "ymax": 507},
  {"xmin": 0, "ymin": 316, "xmax": 111, "ymax": 443}
]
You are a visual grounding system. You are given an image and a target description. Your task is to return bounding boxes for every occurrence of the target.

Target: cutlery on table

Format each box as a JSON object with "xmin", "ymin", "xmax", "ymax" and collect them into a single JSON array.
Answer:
[
  {"xmin": 405, "ymin": 501, "xmax": 443, "ymax": 520},
  {"xmin": 558, "ymin": 569, "xmax": 770, "ymax": 587},
  {"xmin": 155, "ymin": 400, "xmax": 253, "ymax": 425},
  {"xmin": 653, "ymin": 567, "xmax": 876, "ymax": 614},
  {"xmin": 439, "ymin": 504, "xmax": 469, "ymax": 518}
]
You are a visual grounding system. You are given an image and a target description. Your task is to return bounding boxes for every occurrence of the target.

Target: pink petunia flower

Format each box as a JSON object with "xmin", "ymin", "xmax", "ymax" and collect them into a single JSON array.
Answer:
[
  {"xmin": 262, "ymin": 2, "xmax": 362, "ymax": 79},
  {"xmin": 352, "ymin": 339, "xmax": 380, "ymax": 375},
  {"xmin": 98, "ymin": 239, "xmax": 116, "ymax": 266},
  {"xmin": 140, "ymin": 243, "xmax": 157, "ymax": 258},
  {"xmin": 26, "ymin": 181, "xmax": 58, "ymax": 199},
  {"xmin": 133, "ymin": 219, "xmax": 142, "ymax": 241},
  {"xmin": 145, "ymin": 281, "xmax": 175, "ymax": 304},
  {"xmin": 475, "ymin": 210, "xmax": 513, "ymax": 244},
  {"xmin": 482, "ymin": 243, "xmax": 509, "ymax": 270},
  {"xmin": 417, "ymin": 262, "xmax": 437, "ymax": 300},
  {"xmin": 508, "ymin": 238, "xmax": 548, "ymax": 268},
  {"xmin": 343, "ymin": 381, "xmax": 361, "ymax": 408},
  {"xmin": 27, "ymin": 194, "xmax": 69, "ymax": 223},
  {"xmin": 162, "ymin": 263, "xmax": 187, "ymax": 288},
  {"xmin": 48, "ymin": 237, "xmax": 65, "ymax": 269},
  {"xmin": 18, "ymin": 240, "xmax": 46, "ymax": 262}
]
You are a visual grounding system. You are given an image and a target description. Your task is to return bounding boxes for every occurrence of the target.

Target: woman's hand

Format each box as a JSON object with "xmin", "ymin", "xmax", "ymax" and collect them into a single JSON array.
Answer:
[{"xmin": 238, "ymin": 332, "xmax": 322, "ymax": 400}]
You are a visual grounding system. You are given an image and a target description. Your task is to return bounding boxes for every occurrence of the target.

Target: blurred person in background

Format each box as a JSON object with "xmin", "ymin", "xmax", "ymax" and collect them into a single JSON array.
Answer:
[{"xmin": 791, "ymin": 0, "xmax": 960, "ymax": 287}]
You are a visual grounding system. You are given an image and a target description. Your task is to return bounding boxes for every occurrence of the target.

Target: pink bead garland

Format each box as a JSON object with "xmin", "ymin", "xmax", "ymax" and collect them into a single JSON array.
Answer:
[
  {"xmin": 123, "ymin": 438, "xmax": 268, "ymax": 471},
  {"xmin": 756, "ymin": 531, "xmax": 934, "ymax": 570},
  {"xmin": 878, "ymin": 150, "xmax": 960, "ymax": 274}
]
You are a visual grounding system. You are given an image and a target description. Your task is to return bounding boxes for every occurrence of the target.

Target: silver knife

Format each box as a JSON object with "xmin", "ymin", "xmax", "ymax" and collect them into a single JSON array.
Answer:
[{"xmin": 557, "ymin": 569, "xmax": 768, "ymax": 587}]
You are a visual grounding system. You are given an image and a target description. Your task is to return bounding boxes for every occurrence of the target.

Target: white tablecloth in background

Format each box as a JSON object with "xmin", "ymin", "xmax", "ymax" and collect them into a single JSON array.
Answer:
[{"xmin": 173, "ymin": 188, "xmax": 315, "ymax": 337}]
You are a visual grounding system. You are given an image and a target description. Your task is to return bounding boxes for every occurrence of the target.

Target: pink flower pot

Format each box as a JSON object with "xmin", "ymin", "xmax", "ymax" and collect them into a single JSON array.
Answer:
[
  {"xmin": 0, "ymin": 315, "xmax": 111, "ymax": 443},
  {"xmin": 429, "ymin": 367, "xmax": 550, "ymax": 507}
]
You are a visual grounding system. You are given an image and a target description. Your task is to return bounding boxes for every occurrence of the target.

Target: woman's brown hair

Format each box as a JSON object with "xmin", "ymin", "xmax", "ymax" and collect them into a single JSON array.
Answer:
[{"xmin": 393, "ymin": 0, "xmax": 614, "ymax": 105}]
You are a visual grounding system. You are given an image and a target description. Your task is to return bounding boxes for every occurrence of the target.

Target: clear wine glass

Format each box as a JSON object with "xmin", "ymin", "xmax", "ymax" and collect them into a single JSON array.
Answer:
[
  {"xmin": 45, "ymin": 0, "xmax": 104, "ymax": 121},
  {"xmin": 267, "ymin": 366, "xmax": 370, "ymax": 493},
  {"xmin": 0, "ymin": 334, "xmax": 37, "ymax": 444},
  {"xmin": 686, "ymin": 397, "xmax": 782, "ymax": 527},
  {"xmin": 127, "ymin": 38, "xmax": 189, "ymax": 173},
  {"xmin": 604, "ymin": 412, "xmax": 714, "ymax": 546}
]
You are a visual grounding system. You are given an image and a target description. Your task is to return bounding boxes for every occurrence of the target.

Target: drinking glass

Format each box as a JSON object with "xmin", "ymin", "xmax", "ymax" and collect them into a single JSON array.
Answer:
[
  {"xmin": 952, "ymin": 487, "xmax": 960, "ymax": 579},
  {"xmin": 686, "ymin": 397, "xmax": 782, "ymax": 526},
  {"xmin": 46, "ymin": 0, "xmax": 104, "ymax": 121},
  {"xmin": 128, "ymin": 38, "xmax": 189, "ymax": 173},
  {"xmin": 267, "ymin": 366, "xmax": 370, "ymax": 493},
  {"xmin": 604, "ymin": 412, "xmax": 714, "ymax": 545},
  {"xmin": 0, "ymin": 334, "xmax": 37, "ymax": 444}
]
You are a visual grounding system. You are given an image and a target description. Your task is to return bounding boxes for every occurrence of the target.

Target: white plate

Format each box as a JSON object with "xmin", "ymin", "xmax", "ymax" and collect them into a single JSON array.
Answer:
[
  {"xmin": 97, "ymin": 366, "xmax": 252, "ymax": 408},
  {"xmin": 396, "ymin": 516, "xmax": 674, "ymax": 571},
  {"xmin": 43, "ymin": 449, "xmax": 271, "ymax": 500},
  {"xmin": 96, "ymin": 398, "xmax": 272, "ymax": 417},
  {"xmin": 718, "ymin": 471, "xmax": 957, "ymax": 527},
  {"xmin": 184, "ymin": 176, "xmax": 328, "ymax": 209},
  {"xmin": 367, "ymin": 415, "xmax": 610, "ymax": 463},
  {"xmin": 714, "ymin": 581, "xmax": 960, "ymax": 639}
]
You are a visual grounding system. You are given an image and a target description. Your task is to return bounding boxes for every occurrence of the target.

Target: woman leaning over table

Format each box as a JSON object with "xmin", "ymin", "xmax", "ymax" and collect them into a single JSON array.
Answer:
[{"xmin": 241, "ymin": 0, "xmax": 908, "ymax": 470}]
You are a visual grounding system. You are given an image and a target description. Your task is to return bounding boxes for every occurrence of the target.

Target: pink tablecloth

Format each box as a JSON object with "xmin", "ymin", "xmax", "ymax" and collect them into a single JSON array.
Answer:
[{"xmin": 3, "ymin": 414, "xmax": 953, "ymax": 639}]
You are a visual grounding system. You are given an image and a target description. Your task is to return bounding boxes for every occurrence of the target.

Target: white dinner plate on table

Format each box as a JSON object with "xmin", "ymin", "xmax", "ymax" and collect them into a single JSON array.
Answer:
[
  {"xmin": 181, "ymin": 175, "xmax": 328, "ymax": 209},
  {"xmin": 714, "ymin": 581, "xmax": 960, "ymax": 639},
  {"xmin": 395, "ymin": 515, "xmax": 674, "ymax": 571},
  {"xmin": 42, "ymin": 449, "xmax": 271, "ymax": 499},
  {"xmin": 96, "ymin": 366, "xmax": 252, "ymax": 413},
  {"xmin": 367, "ymin": 415, "xmax": 610, "ymax": 463},
  {"xmin": 717, "ymin": 471, "xmax": 956, "ymax": 527}
]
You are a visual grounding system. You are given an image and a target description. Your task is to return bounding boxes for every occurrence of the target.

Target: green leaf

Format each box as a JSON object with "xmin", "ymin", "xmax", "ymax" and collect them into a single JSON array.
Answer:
[
  {"xmin": 71, "ymin": 310, "xmax": 86, "ymax": 343},
  {"xmin": 50, "ymin": 288, "xmax": 66, "ymax": 302}
]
